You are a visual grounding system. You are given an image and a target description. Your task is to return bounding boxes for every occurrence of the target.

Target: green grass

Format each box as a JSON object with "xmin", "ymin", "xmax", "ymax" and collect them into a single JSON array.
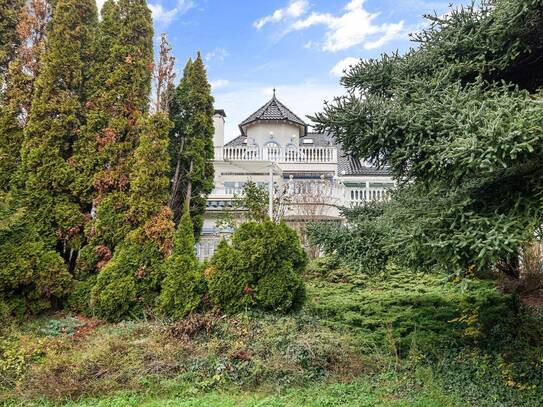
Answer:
[
  {"xmin": 1, "ymin": 264, "xmax": 542, "ymax": 406},
  {"xmin": 6, "ymin": 373, "xmax": 462, "ymax": 407}
]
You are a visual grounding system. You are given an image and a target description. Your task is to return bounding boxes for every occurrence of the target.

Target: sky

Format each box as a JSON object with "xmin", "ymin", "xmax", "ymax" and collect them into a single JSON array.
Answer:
[{"xmin": 97, "ymin": 0, "xmax": 460, "ymax": 140}]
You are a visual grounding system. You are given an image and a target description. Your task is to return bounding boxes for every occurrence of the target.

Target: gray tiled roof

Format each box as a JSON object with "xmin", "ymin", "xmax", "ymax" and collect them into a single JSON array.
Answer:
[
  {"xmin": 222, "ymin": 95, "xmax": 390, "ymax": 177},
  {"xmin": 337, "ymin": 143, "xmax": 390, "ymax": 176},
  {"xmin": 338, "ymin": 154, "xmax": 390, "ymax": 176},
  {"xmin": 300, "ymin": 132, "xmax": 334, "ymax": 147},
  {"xmin": 225, "ymin": 134, "xmax": 245, "ymax": 147},
  {"xmin": 239, "ymin": 93, "xmax": 307, "ymax": 135}
]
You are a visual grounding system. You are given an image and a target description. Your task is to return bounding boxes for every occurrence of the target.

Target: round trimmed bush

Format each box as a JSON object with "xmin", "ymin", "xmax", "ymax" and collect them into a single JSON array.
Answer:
[{"xmin": 206, "ymin": 221, "xmax": 307, "ymax": 313}]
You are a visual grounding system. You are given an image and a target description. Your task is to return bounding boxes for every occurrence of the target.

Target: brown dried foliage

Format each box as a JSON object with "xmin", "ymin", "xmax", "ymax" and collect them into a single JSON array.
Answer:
[{"xmin": 142, "ymin": 206, "xmax": 175, "ymax": 255}]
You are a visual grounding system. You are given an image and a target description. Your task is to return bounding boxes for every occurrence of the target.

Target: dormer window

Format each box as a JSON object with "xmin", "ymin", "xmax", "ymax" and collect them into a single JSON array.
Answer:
[
  {"xmin": 303, "ymin": 138, "xmax": 314, "ymax": 144},
  {"xmin": 243, "ymin": 138, "xmax": 247, "ymax": 144}
]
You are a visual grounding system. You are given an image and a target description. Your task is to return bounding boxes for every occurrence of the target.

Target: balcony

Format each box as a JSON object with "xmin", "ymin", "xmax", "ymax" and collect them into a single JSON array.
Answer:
[{"xmin": 214, "ymin": 146, "xmax": 337, "ymax": 163}]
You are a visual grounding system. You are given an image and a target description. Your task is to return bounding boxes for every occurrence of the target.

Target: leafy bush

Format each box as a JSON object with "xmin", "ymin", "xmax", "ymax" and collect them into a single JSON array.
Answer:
[
  {"xmin": 206, "ymin": 221, "xmax": 307, "ymax": 313},
  {"xmin": 158, "ymin": 208, "xmax": 203, "ymax": 320},
  {"xmin": 0, "ymin": 335, "xmax": 46, "ymax": 390}
]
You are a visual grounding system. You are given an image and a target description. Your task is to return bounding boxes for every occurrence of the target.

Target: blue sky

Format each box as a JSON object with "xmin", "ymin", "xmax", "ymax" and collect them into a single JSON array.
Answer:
[{"xmin": 97, "ymin": 0, "xmax": 459, "ymax": 140}]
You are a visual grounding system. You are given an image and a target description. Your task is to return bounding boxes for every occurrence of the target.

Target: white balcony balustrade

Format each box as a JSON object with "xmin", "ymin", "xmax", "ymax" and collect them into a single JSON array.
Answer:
[
  {"xmin": 214, "ymin": 146, "xmax": 337, "ymax": 163},
  {"xmin": 347, "ymin": 188, "xmax": 391, "ymax": 205}
]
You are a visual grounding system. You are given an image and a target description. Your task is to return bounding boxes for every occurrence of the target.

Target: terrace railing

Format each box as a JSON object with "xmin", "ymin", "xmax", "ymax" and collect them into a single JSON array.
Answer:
[{"xmin": 214, "ymin": 146, "xmax": 337, "ymax": 163}]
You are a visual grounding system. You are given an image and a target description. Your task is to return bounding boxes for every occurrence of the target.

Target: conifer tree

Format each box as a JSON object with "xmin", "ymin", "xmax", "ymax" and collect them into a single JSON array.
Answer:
[
  {"xmin": 91, "ymin": 113, "xmax": 175, "ymax": 321},
  {"xmin": 0, "ymin": 0, "xmax": 23, "ymax": 91},
  {"xmin": 0, "ymin": 192, "xmax": 71, "ymax": 316},
  {"xmin": 168, "ymin": 53, "xmax": 215, "ymax": 237},
  {"xmin": 310, "ymin": 0, "xmax": 543, "ymax": 276},
  {"xmin": 153, "ymin": 33, "xmax": 176, "ymax": 113},
  {"xmin": 0, "ymin": 0, "xmax": 51, "ymax": 191},
  {"xmin": 158, "ymin": 205, "xmax": 202, "ymax": 320},
  {"xmin": 17, "ymin": 0, "xmax": 97, "ymax": 271},
  {"xmin": 73, "ymin": 0, "xmax": 154, "ymax": 275}
]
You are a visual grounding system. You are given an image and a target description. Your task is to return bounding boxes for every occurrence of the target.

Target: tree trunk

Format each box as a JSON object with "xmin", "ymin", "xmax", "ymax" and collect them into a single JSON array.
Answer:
[{"xmin": 184, "ymin": 159, "xmax": 193, "ymax": 210}]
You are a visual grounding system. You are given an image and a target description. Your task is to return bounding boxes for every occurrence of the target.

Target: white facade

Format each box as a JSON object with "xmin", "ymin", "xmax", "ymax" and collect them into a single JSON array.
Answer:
[{"xmin": 199, "ymin": 95, "xmax": 395, "ymax": 259}]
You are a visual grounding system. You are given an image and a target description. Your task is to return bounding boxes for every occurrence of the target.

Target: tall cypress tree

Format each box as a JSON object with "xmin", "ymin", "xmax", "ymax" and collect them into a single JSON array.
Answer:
[
  {"xmin": 0, "ymin": 0, "xmax": 23, "ymax": 91},
  {"xmin": 0, "ymin": 0, "xmax": 24, "ymax": 190},
  {"xmin": 74, "ymin": 0, "xmax": 155, "ymax": 276},
  {"xmin": 0, "ymin": 0, "xmax": 51, "ymax": 191},
  {"xmin": 91, "ymin": 113, "xmax": 175, "ymax": 322},
  {"xmin": 17, "ymin": 0, "xmax": 97, "ymax": 270},
  {"xmin": 168, "ymin": 53, "xmax": 215, "ymax": 238}
]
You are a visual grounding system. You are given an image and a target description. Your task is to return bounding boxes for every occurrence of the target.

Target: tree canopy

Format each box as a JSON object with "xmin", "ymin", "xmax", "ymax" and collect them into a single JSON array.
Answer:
[
  {"xmin": 310, "ymin": 0, "xmax": 543, "ymax": 275},
  {"xmin": 168, "ymin": 53, "xmax": 215, "ymax": 237}
]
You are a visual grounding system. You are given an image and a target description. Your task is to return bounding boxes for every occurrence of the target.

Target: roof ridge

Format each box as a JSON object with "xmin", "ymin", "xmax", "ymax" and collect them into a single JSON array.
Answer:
[{"xmin": 239, "ymin": 94, "xmax": 307, "ymax": 135}]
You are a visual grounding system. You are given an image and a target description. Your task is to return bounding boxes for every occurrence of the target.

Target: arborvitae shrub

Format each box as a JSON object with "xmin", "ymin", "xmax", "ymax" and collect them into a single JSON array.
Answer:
[
  {"xmin": 90, "ymin": 235, "xmax": 165, "ymax": 322},
  {"xmin": 0, "ymin": 195, "xmax": 72, "ymax": 316},
  {"xmin": 157, "ymin": 209, "xmax": 202, "ymax": 320},
  {"xmin": 67, "ymin": 275, "xmax": 96, "ymax": 316},
  {"xmin": 206, "ymin": 221, "xmax": 307, "ymax": 313}
]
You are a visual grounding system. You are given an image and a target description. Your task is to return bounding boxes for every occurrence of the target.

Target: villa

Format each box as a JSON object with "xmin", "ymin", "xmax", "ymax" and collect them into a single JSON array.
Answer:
[{"xmin": 198, "ymin": 91, "xmax": 395, "ymax": 258}]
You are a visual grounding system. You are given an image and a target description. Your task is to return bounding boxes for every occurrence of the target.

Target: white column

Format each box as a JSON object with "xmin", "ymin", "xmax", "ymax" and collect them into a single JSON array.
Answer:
[{"xmin": 268, "ymin": 165, "xmax": 274, "ymax": 220}]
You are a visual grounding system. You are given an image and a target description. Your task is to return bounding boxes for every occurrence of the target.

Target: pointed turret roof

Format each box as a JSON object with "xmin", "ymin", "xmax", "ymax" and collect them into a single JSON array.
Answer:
[{"xmin": 239, "ymin": 90, "xmax": 307, "ymax": 136}]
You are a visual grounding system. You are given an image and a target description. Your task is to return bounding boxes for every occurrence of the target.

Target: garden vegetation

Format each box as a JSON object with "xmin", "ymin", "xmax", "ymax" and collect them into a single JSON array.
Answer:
[{"xmin": 0, "ymin": 0, "xmax": 542, "ymax": 405}]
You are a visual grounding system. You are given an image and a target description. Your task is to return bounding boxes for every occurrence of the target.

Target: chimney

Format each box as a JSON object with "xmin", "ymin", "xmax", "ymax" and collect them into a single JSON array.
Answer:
[{"xmin": 213, "ymin": 109, "xmax": 226, "ymax": 147}]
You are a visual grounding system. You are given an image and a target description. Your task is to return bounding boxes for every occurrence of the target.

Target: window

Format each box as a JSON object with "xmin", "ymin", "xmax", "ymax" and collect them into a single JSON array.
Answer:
[{"xmin": 302, "ymin": 139, "xmax": 314, "ymax": 144}]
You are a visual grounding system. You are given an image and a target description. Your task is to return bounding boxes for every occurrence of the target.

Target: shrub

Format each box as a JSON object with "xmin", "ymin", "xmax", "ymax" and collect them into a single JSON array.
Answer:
[
  {"xmin": 206, "ymin": 221, "xmax": 307, "ymax": 313},
  {"xmin": 305, "ymin": 255, "xmax": 365, "ymax": 285},
  {"xmin": 0, "ymin": 194, "xmax": 72, "ymax": 317},
  {"xmin": 307, "ymin": 264, "xmax": 523, "ymax": 355},
  {"xmin": 67, "ymin": 275, "xmax": 97, "ymax": 316},
  {"xmin": 90, "ymin": 232, "xmax": 165, "ymax": 322},
  {"xmin": 157, "ymin": 208, "xmax": 202, "ymax": 320},
  {"xmin": 307, "ymin": 202, "xmax": 392, "ymax": 274}
]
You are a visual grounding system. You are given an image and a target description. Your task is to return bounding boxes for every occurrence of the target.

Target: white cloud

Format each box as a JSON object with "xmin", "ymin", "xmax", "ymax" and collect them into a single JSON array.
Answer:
[
  {"xmin": 330, "ymin": 57, "xmax": 361, "ymax": 77},
  {"xmin": 363, "ymin": 21, "xmax": 404, "ymax": 49},
  {"xmin": 261, "ymin": 0, "xmax": 405, "ymax": 52},
  {"xmin": 205, "ymin": 48, "xmax": 230, "ymax": 62},
  {"xmin": 210, "ymin": 79, "xmax": 230, "ymax": 89},
  {"xmin": 212, "ymin": 82, "xmax": 344, "ymax": 141},
  {"xmin": 148, "ymin": 0, "xmax": 194, "ymax": 25},
  {"xmin": 254, "ymin": 0, "xmax": 310, "ymax": 30}
]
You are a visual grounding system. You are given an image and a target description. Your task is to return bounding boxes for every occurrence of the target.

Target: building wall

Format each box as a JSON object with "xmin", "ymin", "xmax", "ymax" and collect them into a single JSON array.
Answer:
[{"xmin": 245, "ymin": 121, "xmax": 302, "ymax": 148}]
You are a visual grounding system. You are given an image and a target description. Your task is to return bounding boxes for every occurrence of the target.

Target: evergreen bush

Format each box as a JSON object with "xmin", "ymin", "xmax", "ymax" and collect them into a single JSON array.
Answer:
[
  {"xmin": 90, "ymin": 237, "xmax": 164, "ymax": 322},
  {"xmin": 206, "ymin": 221, "xmax": 307, "ymax": 313},
  {"xmin": 157, "ymin": 208, "xmax": 202, "ymax": 320},
  {"xmin": 0, "ymin": 194, "xmax": 72, "ymax": 316}
]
